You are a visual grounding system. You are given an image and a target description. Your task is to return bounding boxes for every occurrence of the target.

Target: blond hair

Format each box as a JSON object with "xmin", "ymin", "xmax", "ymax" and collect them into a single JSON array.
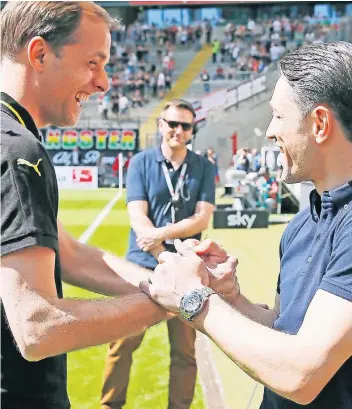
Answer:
[{"xmin": 1, "ymin": 1, "xmax": 118, "ymax": 60}]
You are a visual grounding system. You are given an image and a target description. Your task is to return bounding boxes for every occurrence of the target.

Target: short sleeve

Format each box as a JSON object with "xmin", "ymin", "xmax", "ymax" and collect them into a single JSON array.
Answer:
[
  {"xmin": 126, "ymin": 152, "xmax": 148, "ymax": 203},
  {"xmin": 197, "ymin": 159, "xmax": 216, "ymax": 205},
  {"xmin": 1, "ymin": 131, "xmax": 58, "ymax": 256},
  {"xmin": 320, "ymin": 212, "xmax": 352, "ymax": 301}
]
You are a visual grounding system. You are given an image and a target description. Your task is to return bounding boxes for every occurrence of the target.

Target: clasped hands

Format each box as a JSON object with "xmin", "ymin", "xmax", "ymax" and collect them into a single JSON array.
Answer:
[
  {"xmin": 140, "ymin": 238, "xmax": 240, "ymax": 318},
  {"xmin": 136, "ymin": 226, "xmax": 166, "ymax": 252}
]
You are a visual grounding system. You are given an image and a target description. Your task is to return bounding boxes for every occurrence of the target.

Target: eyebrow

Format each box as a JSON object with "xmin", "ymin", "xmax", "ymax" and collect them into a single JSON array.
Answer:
[{"xmin": 92, "ymin": 51, "xmax": 109, "ymax": 62}]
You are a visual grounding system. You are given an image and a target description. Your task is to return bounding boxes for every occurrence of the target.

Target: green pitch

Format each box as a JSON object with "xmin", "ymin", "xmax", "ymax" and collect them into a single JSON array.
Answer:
[{"xmin": 59, "ymin": 189, "xmax": 289, "ymax": 409}]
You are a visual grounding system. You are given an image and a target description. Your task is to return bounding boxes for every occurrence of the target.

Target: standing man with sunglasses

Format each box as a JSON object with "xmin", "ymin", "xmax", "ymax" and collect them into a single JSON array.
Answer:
[{"xmin": 101, "ymin": 99, "xmax": 216, "ymax": 409}]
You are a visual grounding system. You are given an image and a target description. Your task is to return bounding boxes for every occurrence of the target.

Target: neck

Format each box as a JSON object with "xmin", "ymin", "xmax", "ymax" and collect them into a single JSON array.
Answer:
[
  {"xmin": 1, "ymin": 59, "xmax": 45, "ymax": 128},
  {"xmin": 312, "ymin": 140, "xmax": 352, "ymax": 194},
  {"xmin": 161, "ymin": 142, "xmax": 188, "ymax": 165}
]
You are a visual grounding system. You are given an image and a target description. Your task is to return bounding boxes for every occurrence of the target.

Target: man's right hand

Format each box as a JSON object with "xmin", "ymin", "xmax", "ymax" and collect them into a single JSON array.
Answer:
[{"xmin": 182, "ymin": 239, "xmax": 240, "ymax": 306}]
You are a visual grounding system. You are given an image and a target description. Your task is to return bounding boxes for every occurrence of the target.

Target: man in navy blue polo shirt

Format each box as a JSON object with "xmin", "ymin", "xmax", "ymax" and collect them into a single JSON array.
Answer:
[
  {"xmin": 141, "ymin": 42, "xmax": 352, "ymax": 408},
  {"xmin": 101, "ymin": 99, "xmax": 215, "ymax": 409}
]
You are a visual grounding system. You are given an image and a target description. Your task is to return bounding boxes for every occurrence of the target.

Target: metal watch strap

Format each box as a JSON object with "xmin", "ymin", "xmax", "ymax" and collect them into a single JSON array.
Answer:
[
  {"xmin": 198, "ymin": 286, "xmax": 216, "ymax": 298},
  {"xmin": 179, "ymin": 286, "xmax": 216, "ymax": 322}
]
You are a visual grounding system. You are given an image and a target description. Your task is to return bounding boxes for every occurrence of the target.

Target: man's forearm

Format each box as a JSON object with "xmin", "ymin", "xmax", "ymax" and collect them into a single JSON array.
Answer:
[
  {"xmin": 62, "ymin": 243, "xmax": 151, "ymax": 296},
  {"xmin": 234, "ymin": 293, "xmax": 278, "ymax": 328},
  {"xmin": 26, "ymin": 292, "xmax": 169, "ymax": 361},
  {"xmin": 195, "ymin": 295, "xmax": 312, "ymax": 403},
  {"xmin": 162, "ymin": 214, "xmax": 209, "ymax": 240}
]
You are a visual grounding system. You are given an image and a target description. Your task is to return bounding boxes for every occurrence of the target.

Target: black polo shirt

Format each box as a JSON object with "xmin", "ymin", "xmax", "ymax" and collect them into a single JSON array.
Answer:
[{"xmin": 1, "ymin": 93, "xmax": 69, "ymax": 409}]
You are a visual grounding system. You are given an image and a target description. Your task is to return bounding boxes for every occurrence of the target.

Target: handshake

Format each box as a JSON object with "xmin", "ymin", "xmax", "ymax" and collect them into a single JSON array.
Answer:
[{"xmin": 140, "ymin": 239, "xmax": 240, "ymax": 322}]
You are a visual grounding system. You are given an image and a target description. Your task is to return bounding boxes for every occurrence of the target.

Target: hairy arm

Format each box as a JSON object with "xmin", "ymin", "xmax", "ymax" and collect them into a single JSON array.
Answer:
[
  {"xmin": 1, "ymin": 246, "xmax": 168, "ymax": 362},
  {"xmin": 59, "ymin": 221, "xmax": 155, "ymax": 295},
  {"xmin": 233, "ymin": 292, "xmax": 280, "ymax": 328},
  {"xmin": 161, "ymin": 201, "xmax": 215, "ymax": 239},
  {"xmin": 195, "ymin": 290, "xmax": 352, "ymax": 404},
  {"xmin": 127, "ymin": 200, "xmax": 166, "ymax": 258}
]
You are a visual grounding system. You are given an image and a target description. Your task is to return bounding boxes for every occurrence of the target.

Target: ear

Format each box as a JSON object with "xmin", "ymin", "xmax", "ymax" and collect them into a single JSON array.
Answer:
[
  {"xmin": 312, "ymin": 106, "xmax": 331, "ymax": 145},
  {"xmin": 158, "ymin": 118, "xmax": 164, "ymax": 133},
  {"xmin": 27, "ymin": 36, "xmax": 48, "ymax": 72}
]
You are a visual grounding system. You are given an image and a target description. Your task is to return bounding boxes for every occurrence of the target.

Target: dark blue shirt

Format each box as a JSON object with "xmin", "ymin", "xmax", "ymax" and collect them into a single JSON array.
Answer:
[
  {"xmin": 261, "ymin": 182, "xmax": 352, "ymax": 409},
  {"xmin": 126, "ymin": 147, "xmax": 215, "ymax": 269}
]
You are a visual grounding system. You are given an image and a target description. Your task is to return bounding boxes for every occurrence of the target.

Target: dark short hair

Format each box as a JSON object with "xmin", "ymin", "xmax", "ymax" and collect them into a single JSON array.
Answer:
[
  {"xmin": 279, "ymin": 41, "xmax": 352, "ymax": 141},
  {"xmin": 162, "ymin": 99, "xmax": 196, "ymax": 119},
  {"xmin": 1, "ymin": 1, "xmax": 118, "ymax": 60}
]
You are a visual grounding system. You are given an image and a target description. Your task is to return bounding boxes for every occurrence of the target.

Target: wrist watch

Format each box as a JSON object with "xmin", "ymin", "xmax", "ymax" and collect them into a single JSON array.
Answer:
[{"xmin": 179, "ymin": 287, "xmax": 216, "ymax": 322}]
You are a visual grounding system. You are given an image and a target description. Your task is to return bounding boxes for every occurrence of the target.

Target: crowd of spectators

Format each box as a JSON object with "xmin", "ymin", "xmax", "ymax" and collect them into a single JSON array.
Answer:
[
  {"xmin": 227, "ymin": 148, "xmax": 280, "ymax": 212},
  {"xmin": 98, "ymin": 20, "xmax": 216, "ymax": 119},
  {"xmin": 202, "ymin": 13, "xmax": 343, "ymax": 85}
]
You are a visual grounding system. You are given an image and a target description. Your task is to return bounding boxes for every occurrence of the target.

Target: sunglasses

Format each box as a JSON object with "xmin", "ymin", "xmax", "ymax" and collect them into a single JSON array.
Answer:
[{"xmin": 162, "ymin": 118, "xmax": 194, "ymax": 131}]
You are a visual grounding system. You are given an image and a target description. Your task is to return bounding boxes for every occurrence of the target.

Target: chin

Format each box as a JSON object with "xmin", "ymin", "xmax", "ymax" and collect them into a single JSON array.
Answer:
[
  {"xmin": 281, "ymin": 168, "xmax": 305, "ymax": 185},
  {"xmin": 60, "ymin": 114, "xmax": 80, "ymax": 128}
]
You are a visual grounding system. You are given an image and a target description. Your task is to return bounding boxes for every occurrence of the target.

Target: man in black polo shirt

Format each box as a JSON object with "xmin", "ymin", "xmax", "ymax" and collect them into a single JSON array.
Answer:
[
  {"xmin": 142, "ymin": 41, "xmax": 352, "ymax": 408},
  {"xmin": 1, "ymin": 3, "xmax": 236, "ymax": 409}
]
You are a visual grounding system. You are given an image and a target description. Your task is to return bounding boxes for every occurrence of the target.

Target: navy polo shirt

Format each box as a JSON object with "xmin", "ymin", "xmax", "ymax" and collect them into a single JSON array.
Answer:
[
  {"xmin": 261, "ymin": 182, "xmax": 352, "ymax": 409},
  {"xmin": 126, "ymin": 146, "xmax": 215, "ymax": 269}
]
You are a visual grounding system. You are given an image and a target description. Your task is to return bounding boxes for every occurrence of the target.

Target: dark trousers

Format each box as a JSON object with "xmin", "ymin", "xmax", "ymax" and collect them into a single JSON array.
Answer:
[{"xmin": 101, "ymin": 318, "xmax": 197, "ymax": 409}]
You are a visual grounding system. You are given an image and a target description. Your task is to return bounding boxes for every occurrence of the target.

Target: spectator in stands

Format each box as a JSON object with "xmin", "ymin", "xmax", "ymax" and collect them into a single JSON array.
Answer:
[
  {"xmin": 165, "ymin": 72, "xmax": 172, "ymax": 91},
  {"xmin": 212, "ymin": 39, "xmax": 221, "ymax": 63},
  {"xmin": 118, "ymin": 93, "xmax": 129, "ymax": 116},
  {"xmin": 131, "ymin": 89, "xmax": 143, "ymax": 108},
  {"xmin": 124, "ymin": 151, "xmax": 134, "ymax": 172},
  {"xmin": 213, "ymin": 65, "xmax": 225, "ymax": 80},
  {"xmin": 157, "ymin": 71, "xmax": 166, "ymax": 98},
  {"xmin": 205, "ymin": 148, "xmax": 220, "ymax": 184},
  {"xmin": 257, "ymin": 167, "xmax": 279, "ymax": 212},
  {"xmin": 251, "ymin": 148, "xmax": 262, "ymax": 172},
  {"xmin": 111, "ymin": 91, "xmax": 119, "ymax": 115},
  {"xmin": 235, "ymin": 148, "xmax": 250, "ymax": 173},
  {"xmin": 100, "ymin": 93, "xmax": 110, "ymax": 120},
  {"xmin": 205, "ymin": 20, "xmax": 212, "ymax": 44},
  {"xmin": 200, "ymin": 69, "xmax": 210, "ymax": 93}
]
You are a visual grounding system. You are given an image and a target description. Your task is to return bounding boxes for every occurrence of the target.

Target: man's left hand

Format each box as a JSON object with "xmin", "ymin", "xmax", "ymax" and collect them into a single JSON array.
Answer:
[
  {"xmin": 136, "ymin": 227, "xmax": 165, "ymax": 252},
  {"xmin": 140, "ymin": 239, "xmax": 208, "ymax": 313},
  {"xmin": 182, "ymin": 239, "xmax": 240, "ymax": 305}
]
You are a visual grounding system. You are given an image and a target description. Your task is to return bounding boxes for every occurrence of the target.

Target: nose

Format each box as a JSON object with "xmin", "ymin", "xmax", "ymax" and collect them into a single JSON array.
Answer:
[
  {"xmin": 266, "ymin": 117, "xmax": 276, "ymax": 141},
  {"xmin": 93, "ymin": 68, "xmax": 110, "ymax": 94},
  {"xmin": 175, "ymin": 124, "xmax": 183, "ymax": 134}
]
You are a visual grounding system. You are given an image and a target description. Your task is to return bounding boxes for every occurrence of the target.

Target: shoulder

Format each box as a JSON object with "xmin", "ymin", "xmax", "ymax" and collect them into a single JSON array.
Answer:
[
  {"xmin": 191, "ymin": 151, "xmax": 211, "ymax": 168},
  {"xmin": 129, "ymin": 149, "xmax": 155, "ymax": 166},
  {"xmin": 2, "ymin": 122, "xmax": 50, "ymax": 167}
]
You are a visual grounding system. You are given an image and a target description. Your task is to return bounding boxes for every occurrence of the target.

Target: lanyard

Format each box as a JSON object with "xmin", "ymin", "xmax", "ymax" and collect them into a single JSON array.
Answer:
[
  {"xmin": 0, "ymin": 100, "xmax": 26, "ymax": 127},
  {"xmin": 162, "ymin": 161, "xmax": 187, "ymax": 223}
]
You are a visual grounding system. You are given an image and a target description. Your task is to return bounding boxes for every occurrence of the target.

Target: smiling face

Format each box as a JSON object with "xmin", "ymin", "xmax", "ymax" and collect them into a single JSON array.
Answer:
[
  {"xmin": 37, "ymin": 12, "xmax": 111, "ymax": 127},
  {"xmin": 159, "ymin": 106, "xmax": 194, "ymax": 151},
  {"xmin": 266, "ymin": 76, "xmax": 319, "ymax": 184}
]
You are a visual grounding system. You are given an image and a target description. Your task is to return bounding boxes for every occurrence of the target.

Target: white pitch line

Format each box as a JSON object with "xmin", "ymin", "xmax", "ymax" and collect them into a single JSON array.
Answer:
[
  {"xmin": 78, "ymin": 190, "xmax": 122, "ymax": 244},
  {"xmin": 196, "ymin": 332, "xmax": 228, "ymax": 409}
]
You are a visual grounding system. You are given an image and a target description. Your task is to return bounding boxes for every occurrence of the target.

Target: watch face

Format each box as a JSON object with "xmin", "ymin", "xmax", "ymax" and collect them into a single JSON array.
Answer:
[{"xmin": 181, "ymin": 292, "xmax": 203, "ymax": 314}]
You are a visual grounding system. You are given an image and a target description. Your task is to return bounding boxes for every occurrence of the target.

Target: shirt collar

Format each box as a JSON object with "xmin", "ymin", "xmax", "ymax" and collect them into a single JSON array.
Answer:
[
  {"xmin": 0, "ymin": 92, "xmax": 41, "ymax": 141},
  {"xmin": 155, "ymin": 145, "xmax": 195, "ymax": 165},
  {"xmin": 309, "ymin": 181, "xmax": 352, "ymax": 222}
]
